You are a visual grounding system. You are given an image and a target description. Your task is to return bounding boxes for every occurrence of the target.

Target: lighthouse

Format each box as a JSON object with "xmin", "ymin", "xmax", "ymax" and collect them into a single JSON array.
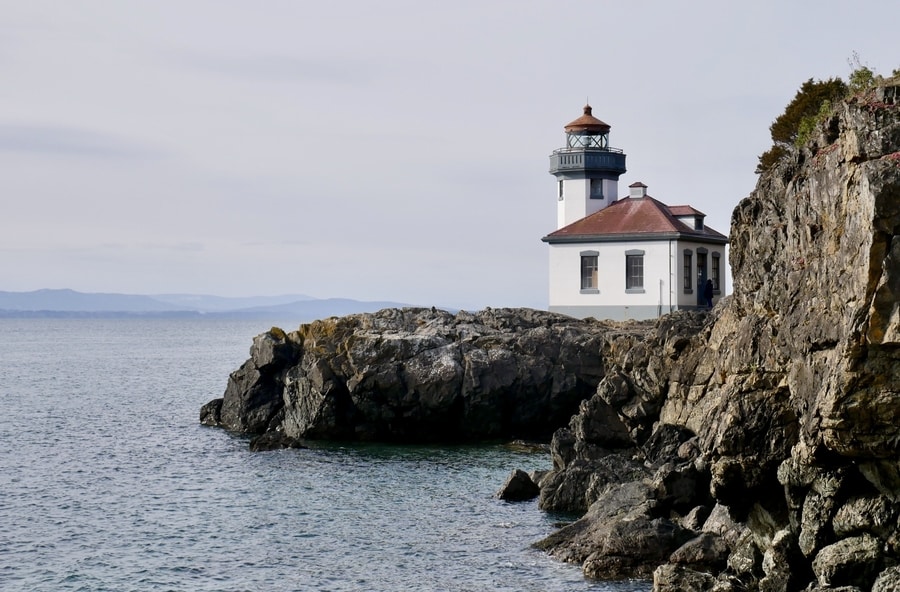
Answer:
[
  {"xmin": 549, "ymin": 105, "xmax": 627, "ymax": 229},
  {"xmin": 542, "ymin": 105, "xmax": 728, "ymax": 320}
]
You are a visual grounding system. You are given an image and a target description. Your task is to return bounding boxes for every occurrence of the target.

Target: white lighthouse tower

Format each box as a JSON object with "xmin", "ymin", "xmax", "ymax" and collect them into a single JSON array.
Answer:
[{"xmin": 549, "ymin": 105, "xmax": 627, "ymax": 229}]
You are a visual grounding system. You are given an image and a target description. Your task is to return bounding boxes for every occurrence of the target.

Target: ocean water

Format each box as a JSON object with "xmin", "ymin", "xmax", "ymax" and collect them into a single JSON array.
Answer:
[{"xmin": 0, "ymin": 318, "xmax": 650, "ymax": 592}]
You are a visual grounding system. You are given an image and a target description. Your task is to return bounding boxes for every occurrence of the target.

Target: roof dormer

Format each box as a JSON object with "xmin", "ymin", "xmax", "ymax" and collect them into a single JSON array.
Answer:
[
  {"xmin": 629, "ymin": 182, "xmax": 648, "ymax": 198},
  {"xmin": 669, "ymin": 205, "xmax": 706, "ymax": 230}
]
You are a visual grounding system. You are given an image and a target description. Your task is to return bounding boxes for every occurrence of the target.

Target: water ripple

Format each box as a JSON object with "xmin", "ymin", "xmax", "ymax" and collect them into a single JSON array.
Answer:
[{"xmin": 0, "ymin": 318, "xmax": 649, "ymax": 592}]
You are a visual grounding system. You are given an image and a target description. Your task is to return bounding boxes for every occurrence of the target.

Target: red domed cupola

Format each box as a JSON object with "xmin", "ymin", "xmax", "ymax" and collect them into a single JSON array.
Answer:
[{"xmin": 563, "ymin": 104, "xmax": 611, "ymax": 149}]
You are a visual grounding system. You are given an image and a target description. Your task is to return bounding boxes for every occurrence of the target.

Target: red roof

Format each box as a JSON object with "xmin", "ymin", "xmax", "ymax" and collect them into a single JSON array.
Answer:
[
  {"xmin": 668, "ymin": 205, "xmax": 706, "ymax": 217},
  {"xmin": 564, "ymin": 105, "xmax": 611, "ymax": 134},
  {"xmin": 543, "ymin": 194, "xmax": 727, "ymax": 243}
]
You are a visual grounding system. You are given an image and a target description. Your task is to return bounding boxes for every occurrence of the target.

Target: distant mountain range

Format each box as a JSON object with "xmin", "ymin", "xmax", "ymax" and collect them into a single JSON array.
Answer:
[{"xmin": 0, "ymin": 289, "xmax": 421, "ymax": 321}]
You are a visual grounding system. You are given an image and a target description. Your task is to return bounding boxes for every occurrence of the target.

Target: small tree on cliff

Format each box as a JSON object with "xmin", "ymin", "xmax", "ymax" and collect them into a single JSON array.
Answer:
[{"xmin": 756, "ymin": 77, "xmax": 847, "ymax": 173}]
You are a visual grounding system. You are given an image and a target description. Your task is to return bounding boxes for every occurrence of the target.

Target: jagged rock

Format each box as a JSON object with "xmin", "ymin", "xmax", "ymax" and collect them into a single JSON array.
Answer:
[
  {"xmin": 199, "ymin": 397, "xmax": 222, "ymax": 426},
  {"xmin": 759, "ymin": 528, "xmax": 806, "ymax": 592},
  {"xmin": 668, "ymin": 532, "xmax": 729, "ymax": 572},
  {"xmin": 537, "ymin": 450, "xmax": 648, "ymax": 513},
  {"xmin": 811, "ymin": 534, "xmax": 883, "ymax": 589},
  {"xmin": 219, "ymin": 359, "xmax": 286, "ymax": 435},
  {"xmin": 872, "ymin": 566, "xmax": 900, "ymax": 592},
  {"xmin": 203, "ymin": 308, "xmax": 641, "ymax": 444},
  {"xmin": 642, "ymin": 424, "xmax": 698, "ymax": 465},
  {"xmin": 652, "ymin": 461, "xmax": 711, "ymax": 514},
  {"xmin": 859, "ymin": 460, "xmax": 900, "ymax": 503},
  {"xmin": 496, "ymin": 469, "xmax": 540, "ymax": 501},
  {"xmin": 536, "ymin": 480, "xmax": 654, "ymax": 560},
  {"xmin": 832, "ymin": 494, "xmax": 897, "ymax": 539},
  {"xmin": 681, "ymin": 504, "xmax": 712, "ymax": 532},
  {"xmin": 791, "ymin": 466, "xmax": 849, "ymax": 558},
  {"xmin": 529, "ymin": 469, "xmax": 551, "ymax": 488},
  {"xmin": 549, "ymin": 427, "xmax": 577, "ymax": 470},
  {"xmin": 727, "ymin": 531, "xmax": 762, "ymax": 583},
  {"xmin": 535, "ymin": 480, "xmax": 693, "ymax": 579},
  {"xmin": 581, "ymin": 513, "xmax": 690, "ymax": 580},
  {"xmin": 702, "ymin": 504, "xmax": 745, "ymax": 546},
  {"xmin": 569, "ymin": 391, "xmax": 633, "ymax": 448},
  {"xmin": 654, "ymin": 565, "xmax": 751, "ymax": 591},
  {"xmin": 203, "ymin": 328, "xmax": 298, "ymax": 435},
  {"xmin": 652, "ymin": 563, "xmax": 718, "ymax": 591},
  {"xmin": 251, "ymin": 329, "xmax": 298, "ymax": 371}
]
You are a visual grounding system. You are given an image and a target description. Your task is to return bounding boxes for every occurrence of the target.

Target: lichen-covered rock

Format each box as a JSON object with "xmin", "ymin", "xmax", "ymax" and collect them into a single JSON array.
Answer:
[
  {"xmin": 832, "ymin": 495, "xmax": 896, "ymax": 539},
  {"xmin": 811, "ymin": 534, "xmax": 883, "ymax": 589},
  {"xmin": 872, "ymin": 566, "xmax": 900, "ymax": 592},
  {"xmin": 652, "ymin": 564, "xmax": 717, "ymax": 591},
  {"xmin": 760, "ymin": 529, "xmax": 805, "ymax": 592},
  {"xmin": 202, "ymin": 308, "xmax": 647, "ymax": 444}
]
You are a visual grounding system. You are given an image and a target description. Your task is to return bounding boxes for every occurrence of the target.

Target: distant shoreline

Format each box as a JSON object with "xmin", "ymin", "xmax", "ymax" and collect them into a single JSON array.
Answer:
[
  {"xmin": 0, "ymin": 289, "xmax": 424, "ymax": 321},
  {"xmin": 0, "ymin": 310, "xmax": 305, "ymax": 320}
]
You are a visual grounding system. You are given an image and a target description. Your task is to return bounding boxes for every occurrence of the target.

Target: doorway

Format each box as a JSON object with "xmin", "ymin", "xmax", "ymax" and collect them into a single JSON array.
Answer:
[{"xmin": 697, "ymin": 251, "xmax": 708, "ymax": 306}]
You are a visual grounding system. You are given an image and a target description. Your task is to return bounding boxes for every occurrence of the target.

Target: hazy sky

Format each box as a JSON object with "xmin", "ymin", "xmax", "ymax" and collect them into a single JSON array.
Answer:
[{"xmin": 1, "ymin": 1, "xmax": 897, "ymax": 309}]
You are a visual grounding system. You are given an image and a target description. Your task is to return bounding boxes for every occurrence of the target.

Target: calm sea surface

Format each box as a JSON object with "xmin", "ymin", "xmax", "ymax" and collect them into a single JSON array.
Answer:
[{"xmin": 0, "ymin": 318, "xmax": 650, "ymax": 592}]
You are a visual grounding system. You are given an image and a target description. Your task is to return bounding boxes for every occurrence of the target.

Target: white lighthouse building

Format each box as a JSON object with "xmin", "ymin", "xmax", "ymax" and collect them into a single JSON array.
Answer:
[{"xmin": 542, "ymin": 106, "xmax": 728, "ymax": 321}]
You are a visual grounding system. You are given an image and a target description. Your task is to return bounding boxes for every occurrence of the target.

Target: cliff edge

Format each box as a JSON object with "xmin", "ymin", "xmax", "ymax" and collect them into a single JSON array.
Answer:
[{"xmin": 534, "ymin": 83, "xmax": 900, "ymax": 590}]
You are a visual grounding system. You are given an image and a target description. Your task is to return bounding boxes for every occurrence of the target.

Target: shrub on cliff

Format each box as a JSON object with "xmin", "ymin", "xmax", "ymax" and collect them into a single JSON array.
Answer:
[
  {"xmin": 757, "ymin": 58, "xmax": 900, "ymax": 174},
  {"xmin": 770, "ymin": 78, "xmax": 847, "ymax": 145},
  {"xmin": 756, "ymin": 77, "xmax": 847, "ymax": 173}
]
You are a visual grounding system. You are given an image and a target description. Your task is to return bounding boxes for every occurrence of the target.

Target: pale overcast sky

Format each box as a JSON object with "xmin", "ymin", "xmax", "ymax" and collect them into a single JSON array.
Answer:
[{"xmin": 1, "ymin": 1, "xmax": 897, "ymax": 309}]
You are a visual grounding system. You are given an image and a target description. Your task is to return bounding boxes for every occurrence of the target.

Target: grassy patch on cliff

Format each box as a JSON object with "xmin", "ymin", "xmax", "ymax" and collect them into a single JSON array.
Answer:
[{"xmin": 756, "ymin": 57, "xmax": 900, "ymax": 173}]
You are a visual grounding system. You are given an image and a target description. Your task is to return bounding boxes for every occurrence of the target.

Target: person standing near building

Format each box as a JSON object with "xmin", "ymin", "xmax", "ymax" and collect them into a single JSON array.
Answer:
[{"xmin": 704, "ymin": 279, "xmax": 714, "ymax": 309}]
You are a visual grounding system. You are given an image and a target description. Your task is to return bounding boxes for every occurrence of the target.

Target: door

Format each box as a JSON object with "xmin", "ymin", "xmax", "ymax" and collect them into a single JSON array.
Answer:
[{"xmin": 697, "ymin": 252, "xmax": 708, "ymax": 306}]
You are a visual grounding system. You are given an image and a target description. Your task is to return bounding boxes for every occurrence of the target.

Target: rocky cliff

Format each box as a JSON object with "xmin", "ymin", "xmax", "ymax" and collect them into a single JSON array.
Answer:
[
  {"xmin": 201, "ymin": 84, "xmax": 900, "ymax": 591},
  {"xmin": 201, "ymin": 307, "xmax": 652, "ymax": 444},
  {"xmin": 531, "ymin": 84, "xmax": 900, "ymax": 590}
]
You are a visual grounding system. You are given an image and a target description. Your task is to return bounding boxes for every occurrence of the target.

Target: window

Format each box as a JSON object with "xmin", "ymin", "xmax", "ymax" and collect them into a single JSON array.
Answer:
[
  {"xmin": 712, "ymin": 253, "xmax": 721, "ymax": 291},
  {"xmin": 590, "ymin": 179, "xmax": 604, "ymax": 199},
  {"xmin": 580, "ymin": 251, "xmax": 598, "ymax": 291},
  {"xmin": 683, "ymin": 250, "xmax": 693, "ymax": 292},
  {"xmin": 558, "ymin": 180, "xmax": 564, "ymax": 201},
  {"xmin": 625, "ymin": 250, "xmax": 644, "ymax": 291}
]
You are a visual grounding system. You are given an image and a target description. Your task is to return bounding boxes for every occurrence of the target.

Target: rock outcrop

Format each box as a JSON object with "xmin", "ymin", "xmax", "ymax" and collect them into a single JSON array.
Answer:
[
  {"xmin": 201, "ymin": 83, "xmax": 900, "ymax": 590},
  {"xmin": 201, "ymin": 307, "xmax": 652, "ymax": 444},
  {"xmin": 533, "ymin": 85, "xmax": 900, "ymax": 589}
]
